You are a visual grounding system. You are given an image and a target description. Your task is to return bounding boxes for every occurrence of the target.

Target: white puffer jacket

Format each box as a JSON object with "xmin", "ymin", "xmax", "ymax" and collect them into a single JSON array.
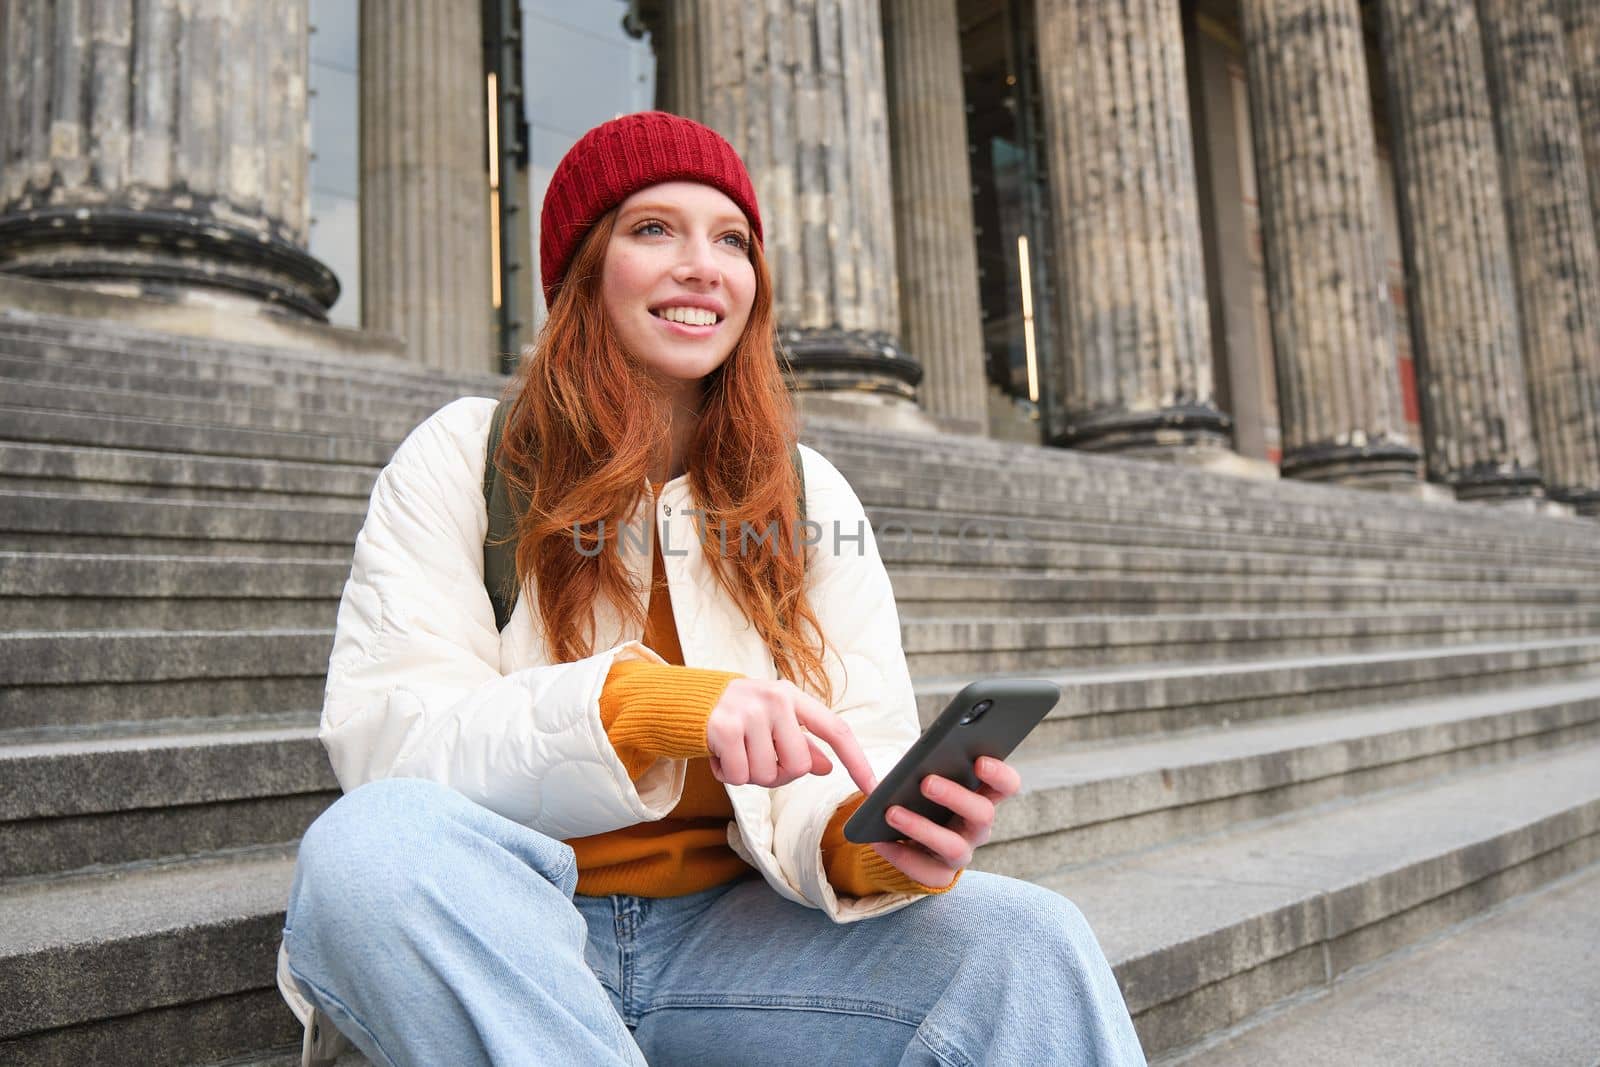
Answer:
[{"xmin": 274, "ymin": 396, "xmax": 926, "ymax": 1065}]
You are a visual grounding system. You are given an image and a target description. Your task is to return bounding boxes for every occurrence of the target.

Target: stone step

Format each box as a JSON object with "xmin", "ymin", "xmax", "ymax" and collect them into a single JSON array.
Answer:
[
  {"xmin": 808, "ymin": 426, "xmax": 1600, "ymax": 541},
  {"xmin": 0, "ymin": 347, "xmax": 466, "ymax": 421},
  {"xmin": 10, "ymin": 437, "xmax": 1595, "ymax": 580},
  {"xmin": 981, "ymin": 676, "xmax": 1600, "ymax": 877},
  {"xmin": 0, "ymin": 314, "xmax": 499, "ymax": 396},
  {"xmin": 200, "ymin": 1052, "xmax": 303, "ymax": 1067},
  {"xmin": 900, "ymin": 605, "xmax": 1600, "ymax": 672},
  {"xmin": 0, "ymin": 847, "xmax": 304, "ymax": 1064},
  {"xmin": 0, "ymin": 441, "xmax": 378, "ymax": 508},
  {"xmin": 824, "ymin": 443, "xmax": 1600, "ymax": 555},
  {"xmin": 7, "ymin": 668, "xmax": 1597, "ymax": 885},
  {"xmin": 861, "ymin": 499, "xmax": 1600, "ymax": 574},
  {"xmin": 1158, "ymin": 860, "xmax": 1600, "ymax": 1066},
  {"xmin": 0, "ymin": 717, "xmax": 331, "ymax": 882},
  {"xmin": 883, "ymin": 534, "xmax": 1596, "ymax": 586},
  {"xmin": 5, "ymin": 605, "xmax": 1596, "ymax": 719},
  {"xmin": 913, "ymin": 637, "xmax": 1600, "ymax": 741},
  {"xmin": 9, "ymin": 485, "xmax": 1597, "ymax": 589},
  {"xmin": 890, "ymin": 568, "xmax": 1600, "ymax": 616},
  {"xmin": 0, "ymin": 553, "xmax": 348, "ymax": 631},
  {"xmin": 0, "ymin": 491, "xmax": 362, "ymax": 559},
  {"xmin": 4, "ymin": 740, "xmax": 1595, "ymax": 1064},
  {"xmin": 1029, "ymin": 742, "xmax": 1600, "ymax": 1058},
  {"xmin": 0, "ymin": 630, "xmax": 326, "ymax": 733},
  {"xmin": 10, "ymin": 550, "xmax": 1599, "ymax": 633},
  {"xmin": 845, "ymin": 468, "xmax": 1600, "ymax": 566},
  {"xmin": 7, "ymin": 317, "xmax": 1595, "ymax": 555},
  {"xmin": 3, "ymin": 378, "xmax": 431, "ymax": 446},
  {"xmin": 3, "ymin": 365, "xmax": 1592, "ymax": 570},
  {"xmin": 6, "ymin": 312, "xmax": 1594, "ymax": 547},
  {"xmin": 0, "ymin": 405, "xmax": 397, "ymax": 468}
]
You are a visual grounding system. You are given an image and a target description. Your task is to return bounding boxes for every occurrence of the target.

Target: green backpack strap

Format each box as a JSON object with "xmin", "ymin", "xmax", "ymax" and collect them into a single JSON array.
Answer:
[
  {"xmin": 788, "ymin": 442, "xmax": 807, "ymax": 552},
  {"xmin": 482, "ymin": 401, "xmax": 525, "ymax": 632},
  {"xmin": 481, "ymin": 398, "xmax": 807, "ymax": 634}
]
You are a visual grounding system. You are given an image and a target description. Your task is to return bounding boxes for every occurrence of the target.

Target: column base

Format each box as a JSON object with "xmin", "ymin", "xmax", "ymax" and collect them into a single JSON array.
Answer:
[
  {"xmin": 1280, "ymin": 439, "xmax": 1422, "ymax": 488},
  {"xmin": 1547, "ymin": 486, "xmax": 1600, "ymax": 518},
  {"xmin": 779, "ymin": 327, "xmax": 922, "ymax": 404},
  {"xmin": 792, "ymin": 391, "xmax": 945, "ymax": 436},
  {"xmin": 1052, "ymin": 403, "xmax": 1233, "ymax": 454},
  {"xmin": 1449, "ymin": 465, "xmax": 1545, "ymax": 504},
  {"xmin": 0, "ymin": 204, "xmax": 340, "ymax": 321},
  {"xmin": 1136, "ymin": 447, "xmax": 1281, "ymax": 482}
]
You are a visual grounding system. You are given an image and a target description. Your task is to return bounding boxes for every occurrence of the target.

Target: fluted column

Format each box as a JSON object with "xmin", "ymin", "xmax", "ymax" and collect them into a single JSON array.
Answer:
[
  {"xmin": 0, "ymin": 0, "xmax": 337, "ymax": 319},
  {"xmin": 1377, "ymin": 0, "xmax": 1542, "ymax": 501},
  {"xmin": 1034, "ymin": 0, "xmax": 1230, "ymax": 455},
  {"xmin": 1241, "ymin": 0, "xmax": 1422, "ymax": 486},
  {"xmin": 1479, "ymin": 0, "xmax": 1600, "ymax": 514},
  {"xmin": 655, "ymin": 0, "xmax": 918, "ymax": 407},
  {"xmin": 882, "ymin": 0, "xmax": 987, "ymax": 436},
  {"xmin": 1561, "ymin": 1, "xmax": 1600, "ymax": 244},
  {"xmin": 360, "ymin": 0, "xmax": 493, "ymax": 373}
]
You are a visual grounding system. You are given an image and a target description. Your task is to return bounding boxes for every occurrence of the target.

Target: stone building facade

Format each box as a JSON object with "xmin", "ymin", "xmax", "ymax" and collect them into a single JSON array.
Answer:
[{"xmin": 2, "ymin": 0, "xmax": 1598, "ymax": 514}]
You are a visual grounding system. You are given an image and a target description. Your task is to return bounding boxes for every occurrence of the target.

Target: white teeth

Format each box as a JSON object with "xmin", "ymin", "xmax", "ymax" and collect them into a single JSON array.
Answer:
[{"xmin": 657, "ymin": 306, "xmax": 718, "ymax": 327}]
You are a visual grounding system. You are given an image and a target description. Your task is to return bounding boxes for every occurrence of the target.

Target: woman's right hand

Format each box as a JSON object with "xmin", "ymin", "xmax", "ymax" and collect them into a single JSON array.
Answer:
[{"xmin": 706, "ymin": 678, "xmax": 879, "ymax": 793}]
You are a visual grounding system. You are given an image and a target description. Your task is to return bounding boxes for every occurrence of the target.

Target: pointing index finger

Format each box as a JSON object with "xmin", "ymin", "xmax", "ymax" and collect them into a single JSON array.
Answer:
[{"xmin": 794, "ymin": 695, "xmax": 878, "ymax": 796}]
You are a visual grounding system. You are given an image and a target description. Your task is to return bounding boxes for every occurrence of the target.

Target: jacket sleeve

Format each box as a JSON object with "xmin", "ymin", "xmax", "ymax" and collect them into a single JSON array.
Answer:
[
  {"xmin": 318, "ymin": 396, "xmax": 689, "ymax": 840},
  {"xmin": 760, "ymin": 445, "xmax": 935, "ymax": 921},
  {"xmin": 599, "ymin": 660, "xmax": 959, "ymax": 898},
  {"xmin": 821, "ymin": 792, "xmax": 963, "ymax": 897}
]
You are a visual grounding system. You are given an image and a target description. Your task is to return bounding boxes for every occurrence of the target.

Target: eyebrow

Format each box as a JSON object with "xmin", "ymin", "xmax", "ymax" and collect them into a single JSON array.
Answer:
[{"xmin": 621, "ymin": 202, "xmax": 749, "ymax": 231}]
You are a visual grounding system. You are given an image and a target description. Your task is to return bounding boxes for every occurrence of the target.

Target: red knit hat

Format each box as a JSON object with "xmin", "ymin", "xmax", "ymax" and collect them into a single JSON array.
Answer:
[{"xmin": 539, "ymin": 111, "xmax": 763, "ymax": 309}]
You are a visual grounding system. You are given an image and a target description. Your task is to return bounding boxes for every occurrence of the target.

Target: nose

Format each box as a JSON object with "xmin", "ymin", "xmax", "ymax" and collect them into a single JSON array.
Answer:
[{"xmin": 673, "ymin": 233, "xmax": 722, "ymax": 287}]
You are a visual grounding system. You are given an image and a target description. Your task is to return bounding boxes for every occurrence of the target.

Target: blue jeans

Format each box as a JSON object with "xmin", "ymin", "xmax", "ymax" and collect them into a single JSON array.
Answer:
[{"xmin": 282, "ymin": 777, "xmax": 1147, "ymax": 1066}]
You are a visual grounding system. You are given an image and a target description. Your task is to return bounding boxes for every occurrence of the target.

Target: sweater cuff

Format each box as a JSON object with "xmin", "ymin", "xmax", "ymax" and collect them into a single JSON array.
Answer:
[
  {"xmin": 820, "ymin": 792, "xmax": 963, "ymax": 898},
  {"xmin": 599, "ymin": 659, "xmax": 744, "ymax": 780}
]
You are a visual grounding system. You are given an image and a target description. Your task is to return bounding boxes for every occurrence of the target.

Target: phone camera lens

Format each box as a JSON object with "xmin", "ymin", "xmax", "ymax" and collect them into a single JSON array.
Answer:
[{"xmin": 958, "ymin": 699, "xmax": 993, "ymax": 725}]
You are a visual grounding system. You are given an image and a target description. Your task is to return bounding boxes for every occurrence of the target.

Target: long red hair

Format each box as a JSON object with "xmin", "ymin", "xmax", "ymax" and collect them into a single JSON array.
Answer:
[{"xmin": 492, "ymin": 206, "xmax": 836, "ymax": 706}]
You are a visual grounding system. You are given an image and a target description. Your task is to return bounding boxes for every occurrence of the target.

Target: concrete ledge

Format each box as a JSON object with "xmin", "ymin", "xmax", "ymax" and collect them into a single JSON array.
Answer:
[
  {"xmin": 914, "ymin": 638, "xmax": 1600, "ymax": 739},
  {"xmin": 0, "ymin": 275, "xmax": 409, "ymax": 366},
  {"xmin": 0, "ymin": 847, "xmax": 299, "ymax": 1039},
  {"xmin": 1031, "ymin": 743, "xmax": 1600, "ymax": 1057},
  {"xmin": 0, "ymin": 985, "xmax": 300, "ymax": 1067},
  {"xmin": 0, "ymin": 677, "xmax": 324, "ymax": 735},
  {"xmin": 982, "ymin": 681, "xmax": 1600, "ymax": 873},
  {"xmin": 1161, "ymin": 861, "xmax": 1600, "ymax": 1065}
]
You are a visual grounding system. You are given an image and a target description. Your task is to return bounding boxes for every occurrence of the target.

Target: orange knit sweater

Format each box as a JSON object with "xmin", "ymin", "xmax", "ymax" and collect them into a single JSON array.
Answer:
[{"xmin": 566, "ymin": 482, "xmax": 963, "ymax": 901}]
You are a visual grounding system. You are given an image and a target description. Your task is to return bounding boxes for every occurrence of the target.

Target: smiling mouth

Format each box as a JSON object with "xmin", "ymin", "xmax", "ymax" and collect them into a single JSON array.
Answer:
[
  {"xmin": 651, "ymin": 307, "xmax": 723, "ymax": 327},
  {"xmin": 649, "ymin": 308, "xmax": 726, "ymax": 329}
]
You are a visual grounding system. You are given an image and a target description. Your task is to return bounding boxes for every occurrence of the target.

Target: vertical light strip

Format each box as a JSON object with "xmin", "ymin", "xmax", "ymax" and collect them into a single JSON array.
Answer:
[
  {"xmin": 487, "ymin": 73, "xmax": 502, "ymax": 309},
  {"xmin": 1018, "ymin": 233, "xmax": 1039, "ymax": 403}
]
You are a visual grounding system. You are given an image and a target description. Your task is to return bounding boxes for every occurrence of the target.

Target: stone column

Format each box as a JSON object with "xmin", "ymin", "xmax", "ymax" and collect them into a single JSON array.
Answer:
[
  {"xmin": 1034, "ymin": 0, "xmax": 1231, "ymax": 456},
  {"xmin": 1240, "ymin": 0, "xmax": 1422, "ymax": 486},
  {"xmin": 1479, "ymin": 0, "xmax": 1600, "ymax": 514},
  {"xmin": 655, "ymin": 0, "xmax": 920, "ymax": 412},
  {"xmin": 0, "ymin": 0, "xmax": 337, "ymax": 319},
  {"xmin": 881, "ymin": 0, "xmax": 988, "ymax": 437},
  {"xmin": 1377, "ymin": 0, "xmax": 1542, "ymax": 501},
  {"xmin": 1186, "ymin": 19, "xmax": 1273, "ymax": 464},
  {"xmin": 1561, "ymin": 1, "xmax": 1600, "ymax": 244},
  {"xmin": 359, "ymin": 0, "xmax": 494, "ymax": 373},
  {"xmin": 649, "ymin": 0, "xmax": 703, "ymax": 120}
]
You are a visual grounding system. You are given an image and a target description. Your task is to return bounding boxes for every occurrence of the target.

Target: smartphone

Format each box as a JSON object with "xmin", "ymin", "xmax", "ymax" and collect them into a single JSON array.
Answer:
[{"xmin": 842, "ymin": 677, "xmax": 1061, "ymax": 844}]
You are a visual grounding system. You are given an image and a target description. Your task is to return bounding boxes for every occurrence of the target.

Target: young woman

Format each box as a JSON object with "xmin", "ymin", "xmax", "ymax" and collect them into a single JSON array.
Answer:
[{"xmin": 276, "ymin": 111, "xmax": 1145, "ymax": 1067}]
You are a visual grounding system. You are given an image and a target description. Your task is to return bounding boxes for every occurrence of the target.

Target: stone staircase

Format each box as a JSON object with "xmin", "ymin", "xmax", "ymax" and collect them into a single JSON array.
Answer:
[{"xmin": 1, "ymin": 308, "xmax": 1597, "ymax": 1065}]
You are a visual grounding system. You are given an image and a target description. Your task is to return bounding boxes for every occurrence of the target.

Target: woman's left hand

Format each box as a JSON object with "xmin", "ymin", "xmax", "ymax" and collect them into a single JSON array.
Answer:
[{"xmin": 870, "ymin": 756, "xmax": 1022, "ymax": 888}]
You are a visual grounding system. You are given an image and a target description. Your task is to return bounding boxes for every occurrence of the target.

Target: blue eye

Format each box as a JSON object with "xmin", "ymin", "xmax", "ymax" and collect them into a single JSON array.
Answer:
[{"xmin": 627, "ymin": 219, "xmax": 745, "ymax": 251}]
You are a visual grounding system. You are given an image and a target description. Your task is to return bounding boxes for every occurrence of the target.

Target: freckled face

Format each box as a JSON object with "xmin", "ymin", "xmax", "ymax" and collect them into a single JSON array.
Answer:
[{"xmin": 601, "ymin": 181, "xmax": 757, "ymax": 388}]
